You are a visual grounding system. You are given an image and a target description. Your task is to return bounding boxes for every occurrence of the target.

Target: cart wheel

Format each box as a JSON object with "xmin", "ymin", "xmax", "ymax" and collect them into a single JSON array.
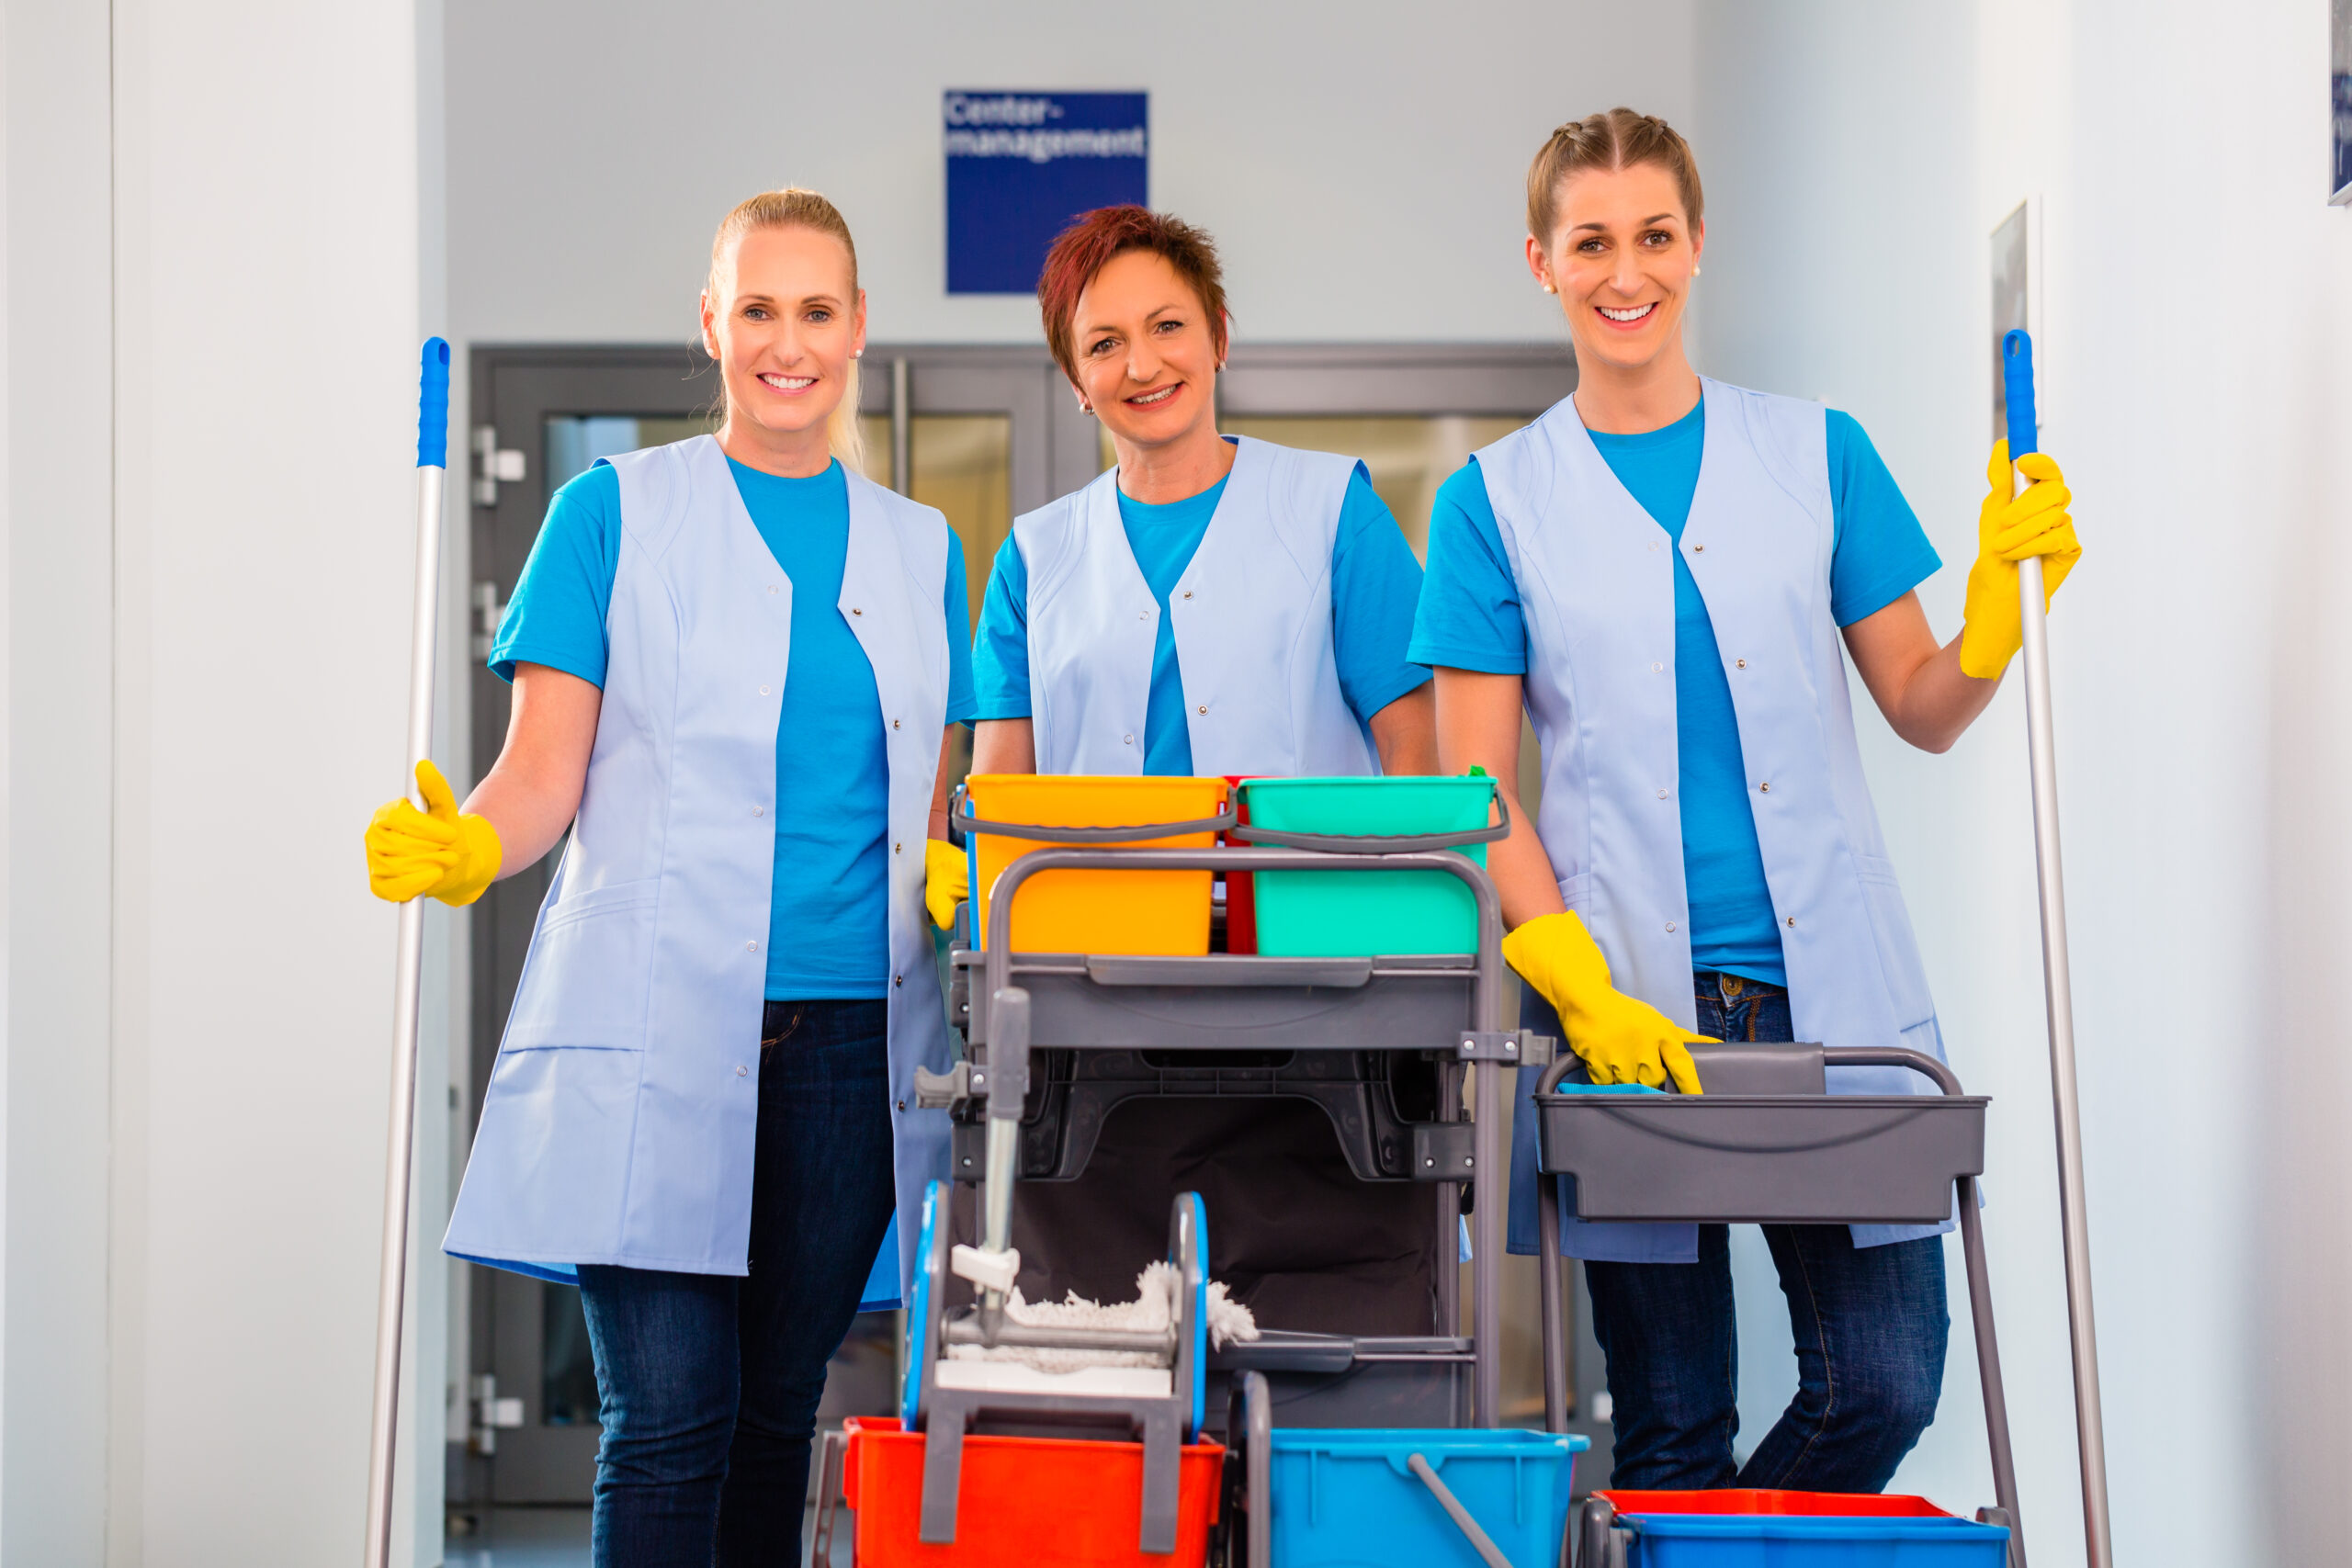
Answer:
[
  {"xmin": 1170, "ymin": 1191, "xmax": 1210, "ymax": 1439},
  {"xmin": 899, "ymin": 1180, "xmax": 948, "ymax": 1427}
]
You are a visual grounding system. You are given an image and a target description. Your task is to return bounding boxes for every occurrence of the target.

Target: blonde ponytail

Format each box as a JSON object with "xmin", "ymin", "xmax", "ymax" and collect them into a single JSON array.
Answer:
[{"xmin": 708, "ymin": 187, "xmax": 868, "ymax": 474}]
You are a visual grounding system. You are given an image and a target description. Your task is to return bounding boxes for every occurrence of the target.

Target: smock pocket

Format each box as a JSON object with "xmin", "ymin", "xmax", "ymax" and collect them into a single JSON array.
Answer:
[
  {"xmin": 449, "ymin": 1035, "xmax": 647, "ymax": 1268},
  {"xmin": 1556, "ymin": 872, "xmax": 1595, "ymax": 914},
  {"xmin": 1855, "ymin": 853, "xmax": 1934, "ymax": 1030},
  {"xmin": 502, "ymin": 877, "xmax": 660, "ymax": 1051}
]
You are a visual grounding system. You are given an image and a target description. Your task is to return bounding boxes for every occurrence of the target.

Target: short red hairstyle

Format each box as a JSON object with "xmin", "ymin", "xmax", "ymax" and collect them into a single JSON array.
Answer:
[{"xmin": 1037, "ymin": 206, "xmax": 1229, "ymax": 388}]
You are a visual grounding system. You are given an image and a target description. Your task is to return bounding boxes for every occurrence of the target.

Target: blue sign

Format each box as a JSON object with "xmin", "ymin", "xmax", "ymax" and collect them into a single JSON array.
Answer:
[{"xmin": 944, "ymin": 91, "xmax": 1148, "ymax": 295}]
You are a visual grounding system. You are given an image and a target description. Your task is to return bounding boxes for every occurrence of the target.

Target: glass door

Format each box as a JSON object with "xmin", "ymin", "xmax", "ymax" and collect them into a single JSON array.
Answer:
[{"xmin": 454, "ymin": 342, "xmax": 1581, "ymax": 1502}]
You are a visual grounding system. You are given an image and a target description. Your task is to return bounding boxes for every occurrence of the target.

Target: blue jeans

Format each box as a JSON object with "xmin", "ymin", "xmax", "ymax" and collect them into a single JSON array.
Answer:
[
  {"xmin": 576, "ymin": 998, "xmax": 894, "ymax": 1568},
  {"xmin": 1581, "ymin": 971, "xmax": 1950, "ymax": 1490}
]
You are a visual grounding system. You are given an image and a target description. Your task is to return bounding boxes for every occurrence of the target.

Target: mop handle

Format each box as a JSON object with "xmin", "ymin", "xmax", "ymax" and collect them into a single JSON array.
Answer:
[
  {"xmin": 364, "ymin": 339, "xmax": 451, "ymax": 1568},
  {"xmin": 2002, "ymin": 330, "xmax": 2113, "ymax": 1568}
]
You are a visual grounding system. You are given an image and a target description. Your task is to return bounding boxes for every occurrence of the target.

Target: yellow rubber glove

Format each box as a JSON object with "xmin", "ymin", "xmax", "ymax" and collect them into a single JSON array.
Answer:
[
  {"xmin": 924, "ymin": 838, "xmax": 969, "ymax": 931},
  {"xmin": 1960, "ymin": 440, "xmax": 2081, "ymax": 680},
  {"xmin": 1502, "ymin": 911, "xmax": 1710, "ymax": 1093},
  {"xmin": 365, "ymin": 760, "xmax": 502, "ymax": 907}
]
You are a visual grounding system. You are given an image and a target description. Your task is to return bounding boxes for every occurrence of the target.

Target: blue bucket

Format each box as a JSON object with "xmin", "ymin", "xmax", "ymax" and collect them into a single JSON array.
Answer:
[
  {"xmin": 1621, "ymin": 1513, "xmax": 2011, "ymax": 1566},
  {"xmin": 1267, "ymin": 1427, "xmax": 1586, "ymax": 1568}
]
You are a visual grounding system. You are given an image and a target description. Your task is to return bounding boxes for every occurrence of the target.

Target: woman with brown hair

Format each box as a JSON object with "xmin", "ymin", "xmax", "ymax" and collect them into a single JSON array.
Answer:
[
  {"xmin": 944, "ymin": 205, "xmax": 1445, "ymax": 1335},
  {"xmin": 363, "ymin": 189, "xmax": 972, "ymax": 1564}
]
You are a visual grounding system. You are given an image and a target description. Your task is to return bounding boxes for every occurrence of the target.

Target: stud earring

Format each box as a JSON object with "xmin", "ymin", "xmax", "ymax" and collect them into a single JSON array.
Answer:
[
  {"xmin": 1542, "ymin": 282, "xmax": 1556, "ymax": 295},
  {"xmin": 1691, "ymin": 266, "xmax": 1702, "ymax": 277},
  {"xmin": 853, "ymin": 349, "xmax": 864, "ymax": 358}
]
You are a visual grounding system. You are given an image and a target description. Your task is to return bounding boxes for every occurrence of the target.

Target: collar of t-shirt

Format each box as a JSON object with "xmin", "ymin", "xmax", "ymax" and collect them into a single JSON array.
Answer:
[
  {"xmin": 1586, "ymin": 397, "xmax": 1706, "ymax": 539},
  {"xmin": 1114, "ymin": 471, "xmax": 1232, "ymax": 593}
]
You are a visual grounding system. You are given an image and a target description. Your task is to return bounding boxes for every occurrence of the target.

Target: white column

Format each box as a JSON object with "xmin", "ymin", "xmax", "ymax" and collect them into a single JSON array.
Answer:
[{"xmin": 3, "ymin": 0, "xmax": 119, "ymax": 1557}]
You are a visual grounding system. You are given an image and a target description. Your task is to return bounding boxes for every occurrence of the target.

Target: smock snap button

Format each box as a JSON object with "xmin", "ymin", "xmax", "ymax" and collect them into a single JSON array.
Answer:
[
  {"xmin": 1759, "ymin": 782, "xmax": 1771, "ymax": 793},
  {"xmin": 1182, "ymin": 591, "xmax": 1193, "ymax": 599},
  {"xmin": 746, "ymin": 940, "xmax": 759, "ymax": 952},
  {"xmin": 851, "ymin": 607, "xmax": 862, "ymax": 616},
  {"xmin": 896, "ymin": 1099, "xmax": 907, "ymax": 1111},
  {"xmin": 1786, "ymin": 916, "xmax": 1796, "ymax": 928},
  {"xmin": 1652, "ymin": 662, "xmax": 1664, "ymax": 673},
  {"xmin": 893, "ymin": 974, "xmax": 903, "ymax": 987},
  {"xmin": 1691, "ymin": 543, "xmax": 1705, "ymax": 552},
  {"xmin": 894, "ymin": 841, "xmax": 902, "ymax": 853},
  {"xmin": 1736, "ymin": 659, "xmax": 1747, "ymax": 669},
  {"xmin": 1665, "ymin": 920, "xmax": 1679, "ymax": 932},
  {"xmin": 759, "ymin": 684, "xmax": 770, "ymax": 696},
  {"xmin": 1196, "ymin": 705, "xmax": 1207, "ymax": 715},
  {"xmin": 736, "ymin": 1065, "xmax": 748, "ymax": 1077},
  {"xmin": 1124, "ymin": 734, "xmax": 1135, "ymax": 745},
  {"xmin": 1139, "ymin": 611, "xmax": 1150, "ymax": 620},
  {"xmin": 752, "ymin": 806, "xmax": 764, "ymax": 818},
  {"xmin": 767, "ymin": 584, "xmax": 778, "ymax": 594},
  {"xmin": 892, "ymin": 718, "xmax": 901, "ymax": 730},
  {"xmin": 1657, "ymin": 788, "xmax": 1668, "ymax": 799}
]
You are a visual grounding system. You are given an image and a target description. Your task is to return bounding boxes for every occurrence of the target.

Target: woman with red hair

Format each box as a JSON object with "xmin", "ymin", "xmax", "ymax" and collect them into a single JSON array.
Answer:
[{"xmin": 946, "ymin": 205, "xmax": 1443, "ymax": 1334}]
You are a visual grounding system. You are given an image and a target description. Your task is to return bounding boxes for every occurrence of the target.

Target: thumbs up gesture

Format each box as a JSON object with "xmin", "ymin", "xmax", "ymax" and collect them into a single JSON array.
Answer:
[{"xmin": 365, "ymin": 760, "xmax": 503, "ymax": 907}]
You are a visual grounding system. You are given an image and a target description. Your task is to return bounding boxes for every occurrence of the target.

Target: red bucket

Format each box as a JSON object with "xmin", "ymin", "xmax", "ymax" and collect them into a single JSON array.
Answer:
[
  {"xmin": 1601, "ymin": 1488, "xmax": 1962, "ymax": 1518},
  {"xmin": 842, "ymin": 1416, "xmax": 1224, "ymax": 1566}
]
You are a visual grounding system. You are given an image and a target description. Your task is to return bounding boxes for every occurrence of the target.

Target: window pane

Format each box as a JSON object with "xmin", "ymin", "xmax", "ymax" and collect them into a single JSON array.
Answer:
[
  {"xmin": 543, "ymin": 414, "xmax": 718, "ymax": 492},
  {"xmin": 1216, "ymin": 416, "xmax": 1528, "ymax": 559}
]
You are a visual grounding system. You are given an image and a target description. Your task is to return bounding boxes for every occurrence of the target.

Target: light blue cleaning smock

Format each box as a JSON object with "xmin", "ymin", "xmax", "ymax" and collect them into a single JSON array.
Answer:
[
  {"xmin": 1411, "ymin": 400, "xmax": 1938, "ymax": 985},
  {"xmin": 1413, "ymin": 386, "xmax": 1950, "ymax": 1263},
  {"xmin": 447, "ymin": 435, "xmax": 962, "ymax": 1302},
  {"xmin": 972, "ymin": 435, "xmax": 1430, "ymax": 775},
  {"xmin": 489, "ymin": 457, "xmax": 976, "ymax": 998}
]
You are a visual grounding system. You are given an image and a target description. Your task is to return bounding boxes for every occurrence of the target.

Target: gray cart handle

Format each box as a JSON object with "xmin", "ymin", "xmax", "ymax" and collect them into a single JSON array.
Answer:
[
  {"xmin": 1229, "ymin": 777, "xmax": 1510, "ymax": 855},
  {"xmin": 1408, "ymin": 1453, "xmax": 1515, "ymax": 1568},
  {"xmin": 949, "ymin": 783, "xmax": 1237, "ymax": 846},
  {"xmin": 1534, "ymin": 1043, "xmax": 1961, "ymax": 1098}
]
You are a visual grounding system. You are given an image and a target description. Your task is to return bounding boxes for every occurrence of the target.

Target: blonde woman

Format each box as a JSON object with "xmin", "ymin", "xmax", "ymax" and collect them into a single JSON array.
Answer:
[
  {"xmin": 1418, "ymin": 112, "xmax": 2078, "ymax": 1487},
  {"xmin": 363, "ymin": 190, "xmax": 973, "ymax": 1564}
]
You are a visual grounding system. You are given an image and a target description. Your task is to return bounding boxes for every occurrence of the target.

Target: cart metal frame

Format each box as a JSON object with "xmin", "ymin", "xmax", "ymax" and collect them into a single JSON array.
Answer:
[
  {"xmin": 1532, "ymin": 1046, "xmax": 2025, "ymax": 1568},
  {"xmin": 962, "ymin": 841, "xmax": 1521, "ymax": 1427}
]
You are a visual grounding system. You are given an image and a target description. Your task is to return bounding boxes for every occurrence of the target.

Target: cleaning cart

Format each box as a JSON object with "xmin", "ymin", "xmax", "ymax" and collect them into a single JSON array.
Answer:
[
  {"xmin": 813, "ymin": 773, "xmax": 1589, "ymax": 1566},
  {"xmin": 1529, "ymin": 1045, "xmax": 2023, "ymax": 1567}
]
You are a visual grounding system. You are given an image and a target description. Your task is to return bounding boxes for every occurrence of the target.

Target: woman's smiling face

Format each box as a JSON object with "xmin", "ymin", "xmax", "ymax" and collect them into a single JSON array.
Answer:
[
  {"xmin": 701, "ymin": 222, "xmax": 865, "ymax": 457},
  {"xmin": 1069, "ymin": 248, "xmax": 1225, "ymax": 455},
  {"xmin": 1528, "ymin": 160, "xmax": 1702, "ymax": 378}
]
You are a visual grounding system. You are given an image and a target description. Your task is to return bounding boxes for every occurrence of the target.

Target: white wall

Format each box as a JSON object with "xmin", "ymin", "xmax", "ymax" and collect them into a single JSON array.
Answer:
[
  {"xmin": 111, "ymin": 0, "xmax": 447, "ymax": 1548},
  {"xmin": 446, "ymin": 0, "xmax": 1696, "ymax": 349},
  {"xmin": 5, "ymin": 0, "xmax": 120, "ymax": 1558},
  {"xmin": 3, "ymin": 0, "xmax": 447, "ymax": 1561},
  {"xmin": 1695, "ymin": 3, "xmax": 2352, "ymax": 1563}
]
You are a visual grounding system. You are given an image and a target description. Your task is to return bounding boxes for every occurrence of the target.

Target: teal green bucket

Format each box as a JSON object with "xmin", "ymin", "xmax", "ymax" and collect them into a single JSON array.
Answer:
[{"xmin": 1238, "ymin": 775, "xmax": 1498, "ymax": 956}]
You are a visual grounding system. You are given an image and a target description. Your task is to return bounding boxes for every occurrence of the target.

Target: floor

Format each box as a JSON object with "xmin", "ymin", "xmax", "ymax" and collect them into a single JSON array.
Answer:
[
  {"xmin": 443, "ymin": 1506, "xmax": 587, "ymax": 1568},
  {"xmin": 444, "ymin": 1502, "xmax": 854, "ymax": 1567}
]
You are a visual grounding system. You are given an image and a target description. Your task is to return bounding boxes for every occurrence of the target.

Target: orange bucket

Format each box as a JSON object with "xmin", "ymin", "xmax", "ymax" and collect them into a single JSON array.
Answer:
[
  {"xmin": 962, "ymin": 775, "xmax": 1228, "ymax": 955},
  {"xmin": 842, "ymin": 1416, "xmax": 1224, "ymax": 1566}
]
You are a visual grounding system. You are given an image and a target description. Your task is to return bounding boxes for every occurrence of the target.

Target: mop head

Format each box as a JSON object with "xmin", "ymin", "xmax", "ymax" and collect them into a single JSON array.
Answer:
[{"xmin": 944, "ymin": 1260, "xmax": 1258, "ymax": 1374}]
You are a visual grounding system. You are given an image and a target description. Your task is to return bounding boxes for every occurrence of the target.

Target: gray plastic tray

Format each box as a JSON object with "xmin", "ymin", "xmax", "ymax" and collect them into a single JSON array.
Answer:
[
  {"xmin": 1536, "ymin": 1091, "xmax": 1986, "ymax": 1224},
  {"xmin": 956, "ymin": 950, "xmax": 1478, "ymax": 1051}
]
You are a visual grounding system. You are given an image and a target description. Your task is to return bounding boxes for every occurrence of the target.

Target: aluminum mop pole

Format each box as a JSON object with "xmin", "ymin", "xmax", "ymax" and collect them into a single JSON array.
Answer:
[
  {"xmin": 364, "ymin": 338, "xmax": 452, "ymax": 1568},
  {"xmin": 2001, "ymin": 330, "xmax": 2112, "ymax": 1568}
]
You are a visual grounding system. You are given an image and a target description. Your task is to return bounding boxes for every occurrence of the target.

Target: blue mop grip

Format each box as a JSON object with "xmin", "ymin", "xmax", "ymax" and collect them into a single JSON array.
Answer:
[
  {"xmin": 417, "ymin": 337, "xmax": 451, "ymax": 469},
  {"xmin": 2001, "ymin": 329, "xmax": 2038, "ymax": 460}
]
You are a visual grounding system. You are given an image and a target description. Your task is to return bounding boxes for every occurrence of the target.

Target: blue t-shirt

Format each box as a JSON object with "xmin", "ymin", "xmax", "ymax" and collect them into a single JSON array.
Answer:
[
  {"xmin": 971, "ymin": 457, "xmax": 1432, "ymax": 774},
  {"xmin": 490, "ymin": 457, "xmax": 978, "ymax": 1000},
  {"xmin": 1408, "ymin": 401, "xmax": 1939, "ymax": 985}
]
